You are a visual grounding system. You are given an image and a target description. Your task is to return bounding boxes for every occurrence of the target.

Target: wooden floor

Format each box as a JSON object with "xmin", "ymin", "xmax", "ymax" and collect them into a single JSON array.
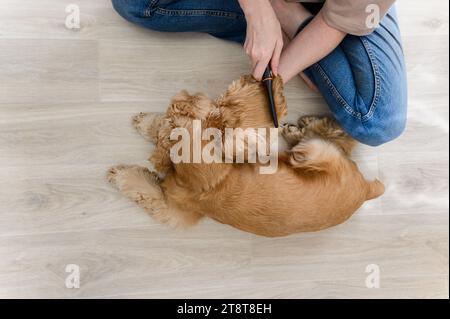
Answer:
[{"xmin": 0, "ymin": 0, "xmax": 448, "ymax": 299}]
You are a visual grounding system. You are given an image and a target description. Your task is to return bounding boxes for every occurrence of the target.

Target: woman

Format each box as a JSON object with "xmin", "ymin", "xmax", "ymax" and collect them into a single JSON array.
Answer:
[{"xmin": 111, "ymin": 0, "xmax": 407, "ymax": 146}]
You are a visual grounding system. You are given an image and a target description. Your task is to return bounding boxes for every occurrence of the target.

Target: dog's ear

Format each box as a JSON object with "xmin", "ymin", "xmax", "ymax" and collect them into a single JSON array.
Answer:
[{"xmin": 217, "ymin": 75, "xmax": 287, "ymax": 128}]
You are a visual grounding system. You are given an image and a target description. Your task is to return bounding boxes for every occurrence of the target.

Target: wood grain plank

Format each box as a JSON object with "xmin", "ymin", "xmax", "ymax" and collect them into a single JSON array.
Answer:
[
  {"xmin": 99, "ymin": 37, "xmax": 318, "ymax": 103},
  {"xmin": 108, "ymin": 275, "xmax": 449, "ymax": 299},
  {"xmin": 397, "ymin": 0, "xmax": 449, "ymax": 36},
  {"xmin": 0, "ymin": 39, "xmax": 99, "ymax": 104},
  {"xmin": 249, "ymin": 213, "xmax": 448, "ymax": 284},
  {"xmin": 0, "ymin": 225, "xmax": 252, "ymax": 298},
  {"xmin": 0, "ymin": 0, "xmax": 165, "ymax": 41}
]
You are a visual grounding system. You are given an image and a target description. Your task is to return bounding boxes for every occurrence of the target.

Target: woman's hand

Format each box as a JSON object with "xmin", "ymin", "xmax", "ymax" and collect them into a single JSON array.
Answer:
[{"xmin": 239, "ymin": 0, "xmax": 283, "ymax": 80}]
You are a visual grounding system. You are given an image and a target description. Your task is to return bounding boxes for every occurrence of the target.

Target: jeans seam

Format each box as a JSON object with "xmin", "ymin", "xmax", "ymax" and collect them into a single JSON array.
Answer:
[
  {"xmin": 313, "ymin": 63, "xmax": 362, "ymax": 120},
  {"xmin": 313, "ymin": 38, "xmax": 381, "ymax": 123},
  {"xmin": 360, "ymin": 37, "xmax": 381, "ymax": 122},
  {"xmin": 145, "ymin": 7, "xmax": 244, "ymax": 20}
]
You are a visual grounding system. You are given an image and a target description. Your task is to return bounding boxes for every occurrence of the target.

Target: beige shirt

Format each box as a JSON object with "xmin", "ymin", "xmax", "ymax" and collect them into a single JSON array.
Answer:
[{"xmin": 289, "ymin": 0, "xmax": 396, "ymax": 35}]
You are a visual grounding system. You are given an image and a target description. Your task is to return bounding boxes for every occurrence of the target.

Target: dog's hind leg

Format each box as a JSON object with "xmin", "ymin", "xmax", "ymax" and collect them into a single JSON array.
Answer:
[
  {"xmin": 132, "ymin": 112, "xmax": 166, "ymax": 144},
  {"xmin": 298, "ymin": 116, "xmax": 357, "ymax": 156},
  {"xmin": 107, "ymin": 165, "xmax": 202, "ymax": 228}
]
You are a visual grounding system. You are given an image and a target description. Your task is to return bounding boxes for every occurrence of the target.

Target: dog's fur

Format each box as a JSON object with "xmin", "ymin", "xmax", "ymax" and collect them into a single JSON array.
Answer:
[{"xmin": 108, "ymin": 75, "xmax": 384, "ymax": 237}]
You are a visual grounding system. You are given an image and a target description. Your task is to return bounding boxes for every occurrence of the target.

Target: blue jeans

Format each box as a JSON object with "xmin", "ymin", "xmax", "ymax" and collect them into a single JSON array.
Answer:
[{"xmin": 112, "ymin": 0, "xmax": 407, "ymax": 146}]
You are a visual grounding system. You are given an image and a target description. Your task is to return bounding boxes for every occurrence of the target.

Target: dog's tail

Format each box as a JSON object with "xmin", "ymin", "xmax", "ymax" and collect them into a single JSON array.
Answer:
[{"xmin": 366, "ymin": 179, "xmax": 385, "ymax": 200}]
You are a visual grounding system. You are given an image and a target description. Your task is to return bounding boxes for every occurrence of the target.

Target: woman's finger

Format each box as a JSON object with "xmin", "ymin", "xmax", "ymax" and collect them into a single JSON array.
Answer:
[
  {"xmin": 253, "ymin": 55, "xmax": 271, "ymax": 81},
  {"xmin": 245, "ymin": 38, "xmax": 253, "ymax": 59},
  {"xmin": 244, "ymin": 35, "xmax": 250, "ymax": 54},
  {"xmin": 271, "ymin": 39, "xmax": 283, "ymax": 76},
  {"xmin": 251, "ymin": 56, "xmax": 258, "ymax": 71}
]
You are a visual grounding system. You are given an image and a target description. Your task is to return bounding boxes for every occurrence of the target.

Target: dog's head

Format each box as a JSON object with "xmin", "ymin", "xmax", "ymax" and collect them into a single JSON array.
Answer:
[
  {"xmin": 216, "ymin": 75, "xmax": 287, "ymax": 129},
  {"xmin": 153, "ymin": 76, "xmax": 287, "ymax": 175},
  {"xmin": 151, "ymin": 90, "xmax": 205, "ymax": 168}
]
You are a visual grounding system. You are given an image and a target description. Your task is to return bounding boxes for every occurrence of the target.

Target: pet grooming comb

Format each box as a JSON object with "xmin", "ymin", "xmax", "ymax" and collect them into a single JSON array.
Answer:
[{"xmin": 262, "ymin": 66, "xmax": 279, "ymax": 128}]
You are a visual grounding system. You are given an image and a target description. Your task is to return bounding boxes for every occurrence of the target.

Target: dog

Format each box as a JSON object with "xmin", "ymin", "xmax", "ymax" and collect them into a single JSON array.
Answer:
[{"xmin": 108, "ymin": 75, "xmax": 384, "ymax": 237}]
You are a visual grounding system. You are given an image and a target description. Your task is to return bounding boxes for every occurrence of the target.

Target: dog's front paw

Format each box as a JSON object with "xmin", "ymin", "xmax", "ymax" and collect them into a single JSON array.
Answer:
[
  {"xmin": 132, "ymin": 112, "xmax": 165, "ymax": 143},
  {"xmin": 107, "ymin": 165, "xmax": 130, "ymax": 187},
  {"xmin": 107, "ymin": 164, "xmax": 159, "ymax": 189},
  {"xmin": 132, "ymin": 112, "xmax": 146, "ymax": 128},
  {"xmin": 297, "ymin": 115, "xmax": 320, "ymax": 128},
  {"xmin": 281, "ymin": 123, "xmax": 305, "ymax": 146}
]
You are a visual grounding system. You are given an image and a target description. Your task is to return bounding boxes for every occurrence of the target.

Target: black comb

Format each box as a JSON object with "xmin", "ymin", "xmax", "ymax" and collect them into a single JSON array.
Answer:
[{"xmin": 262, "ymin": 66, "xmax": 278, "ymax": 128}]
